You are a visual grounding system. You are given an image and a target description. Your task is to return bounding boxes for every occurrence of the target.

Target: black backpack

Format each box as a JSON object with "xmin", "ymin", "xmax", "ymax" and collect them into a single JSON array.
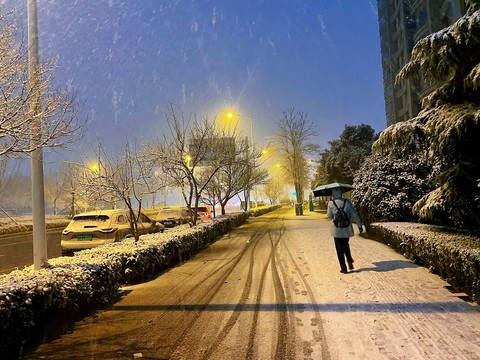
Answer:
[{"xmin": 332, "ymin": 200, "xmax": 350, "ymax": 228}]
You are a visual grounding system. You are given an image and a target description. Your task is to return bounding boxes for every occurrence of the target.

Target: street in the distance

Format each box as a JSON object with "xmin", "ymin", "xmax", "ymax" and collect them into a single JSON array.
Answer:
[
  {"xmin": 0, "ymin": 229, "xmax": 63, "ymax": 274},
  {"xmin": 28, "ymin": 207, "xmax": 480, "ymax": 360}
]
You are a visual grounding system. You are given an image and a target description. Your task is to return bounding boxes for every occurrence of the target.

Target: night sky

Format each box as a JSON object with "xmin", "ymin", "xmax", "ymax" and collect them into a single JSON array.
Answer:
[{"xmin": 1, "ymin": 0, "xmax": 385, "ymax": 167}]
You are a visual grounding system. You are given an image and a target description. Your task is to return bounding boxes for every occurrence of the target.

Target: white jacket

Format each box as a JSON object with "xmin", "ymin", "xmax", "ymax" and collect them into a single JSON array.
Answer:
[{"xmin": 327, "ymin": 197, "xmax": 363, "ymax": 238}]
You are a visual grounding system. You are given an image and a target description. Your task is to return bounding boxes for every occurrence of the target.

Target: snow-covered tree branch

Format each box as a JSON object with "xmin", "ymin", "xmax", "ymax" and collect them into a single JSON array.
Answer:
[{"xmin": 0, "ymin": 11, "xmax": 83, "ymax": 158}]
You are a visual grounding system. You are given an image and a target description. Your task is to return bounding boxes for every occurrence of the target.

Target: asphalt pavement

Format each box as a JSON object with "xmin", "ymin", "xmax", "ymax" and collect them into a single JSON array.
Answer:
[{"xmin": 27, "ymin": 207, "xmax": 480, "ymax": 359}]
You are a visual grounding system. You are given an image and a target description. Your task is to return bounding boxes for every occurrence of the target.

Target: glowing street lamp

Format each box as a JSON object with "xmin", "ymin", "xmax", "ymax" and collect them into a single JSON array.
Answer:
[
  {"xmin": 185, "ymin": 155, "xmax": 191, "ymax": 168},
  {"xmin": 225, "ymin": 110, "xmax": 257, "ymax": 211},
  {"xmin": 225, "ymin": 110, "xmax": 254, "ymax": 148}
]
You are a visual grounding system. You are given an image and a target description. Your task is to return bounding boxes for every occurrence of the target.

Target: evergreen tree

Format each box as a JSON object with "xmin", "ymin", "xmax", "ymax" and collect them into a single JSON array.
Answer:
[
  {"xmin": 312, "ymin": 124, "xmax": 377, "ymax": 186},
  {"xmin": 369, "ymin": 1, "xmax": 480, "ymax": 229}
]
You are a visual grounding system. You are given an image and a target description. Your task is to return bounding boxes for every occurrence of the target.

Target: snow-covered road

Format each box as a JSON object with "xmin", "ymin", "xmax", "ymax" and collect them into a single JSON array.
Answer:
[{"xmin": 28, "ymin": 207, "xmax": 480, "ymax": 359}]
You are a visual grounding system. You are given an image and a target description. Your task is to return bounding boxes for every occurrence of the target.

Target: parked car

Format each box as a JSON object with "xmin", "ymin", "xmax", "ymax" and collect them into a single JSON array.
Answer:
[
  {"xmin": 194, "ymin": 205, "xmax": 212, "ymax": 219},
  {"xmin": 61, "ymin": 209, "xmax": 164, "ymax": 256},
  {"xmin": 155, "ymin": 207, "xmax": 192, "ymax": 227}
]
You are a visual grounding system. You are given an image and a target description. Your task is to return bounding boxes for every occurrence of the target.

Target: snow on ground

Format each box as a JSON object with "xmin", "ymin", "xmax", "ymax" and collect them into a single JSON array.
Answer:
[
  {"xmin": 25, "ymin": 208, "xmax": 480, "ymax": 359},
  {"xmin": 0, "ymin": 215, "xmax": 71, "ymax": 235}
]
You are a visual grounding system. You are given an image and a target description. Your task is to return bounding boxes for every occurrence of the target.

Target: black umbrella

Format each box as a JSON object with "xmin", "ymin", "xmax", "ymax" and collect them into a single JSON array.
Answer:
[{"xmin": 312, "ymin": 182, "xmax": 354, "ymax": 197}]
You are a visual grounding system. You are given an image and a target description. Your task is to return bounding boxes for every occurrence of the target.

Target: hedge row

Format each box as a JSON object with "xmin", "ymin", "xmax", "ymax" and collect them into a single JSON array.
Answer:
[
  {"xmin": 368, "ymin": 222, "xmax": 480, "ymax": 303},
  {"xmin": 0, "ymin": 215, "xmax": 71, "ymax": 236},
  {"xmin": 0, "ymin": 205, "xmax": 281, "ymax": 358}
]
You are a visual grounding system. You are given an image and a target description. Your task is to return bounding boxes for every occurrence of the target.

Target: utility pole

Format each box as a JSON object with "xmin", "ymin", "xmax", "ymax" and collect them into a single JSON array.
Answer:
[
  {"xmin": 28, "ymin": 0, "xmax": 47, "ymax": 270},
  {"xmin": 245, "ymin": 136, "xmax": 251, "ymax": 211}
]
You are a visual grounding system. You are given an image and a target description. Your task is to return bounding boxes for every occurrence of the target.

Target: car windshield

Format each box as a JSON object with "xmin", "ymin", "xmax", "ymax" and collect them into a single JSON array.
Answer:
[
  {"xmin": 72, "ymin": 215, "xmax": 110, "ymax": 223},
  {"xmin": 159, "ymin": 209, "xmax": 180, "ymax": 215}
]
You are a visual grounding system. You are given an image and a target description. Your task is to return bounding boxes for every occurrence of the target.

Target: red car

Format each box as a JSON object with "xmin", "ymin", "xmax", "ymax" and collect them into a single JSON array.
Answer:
[{"xmin": 195, "ymin": 205, "xmax": 212, "ymax": 219}]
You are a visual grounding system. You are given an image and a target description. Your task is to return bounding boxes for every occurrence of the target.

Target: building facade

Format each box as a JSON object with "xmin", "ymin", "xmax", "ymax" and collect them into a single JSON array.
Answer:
[{"xmin": 377, "ymin": 0, "xmax": 466, "ymax": 126}]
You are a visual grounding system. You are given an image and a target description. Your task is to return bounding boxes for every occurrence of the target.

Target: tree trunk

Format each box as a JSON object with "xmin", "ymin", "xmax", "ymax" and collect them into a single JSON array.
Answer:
[
  {"xmin": 70, "ymin": 192, "xmax": 75, "ymax": 218},
  {"xmin": 295, "ymin": 183, "xmax": 303, "ymax": 203}
]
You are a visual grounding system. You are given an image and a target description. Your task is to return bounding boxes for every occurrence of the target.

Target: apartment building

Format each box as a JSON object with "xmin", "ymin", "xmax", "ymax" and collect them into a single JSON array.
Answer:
[{"xmin": 377, "ymin": 0, "xmax": 466, "ymax": 126}]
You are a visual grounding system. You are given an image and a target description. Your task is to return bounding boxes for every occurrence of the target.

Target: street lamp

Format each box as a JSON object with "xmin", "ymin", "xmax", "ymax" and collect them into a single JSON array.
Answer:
[
  {"xmin": 225, "ymin": 111, "xmax": 257, "ymax": 211},
  {"xmin": 225, "ymin": 111, "xmax": 254, "ymax": 149},
  {"xmin": 28, "ymin": 0, "xmax": 47, "ymax": 270}
]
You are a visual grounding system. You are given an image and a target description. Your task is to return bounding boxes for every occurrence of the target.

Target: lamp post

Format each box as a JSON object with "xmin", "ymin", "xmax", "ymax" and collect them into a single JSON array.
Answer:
[
  {"xmin": 28, "ymin": 0, "xmax": 47, "ymax": 270},
  {"xmin": 226, "ymin": 112, "xmax": 254, "ymax": 148},
  {"xmin": 226, "ymin": 111, "xmax": 256, "ymax": 211}
]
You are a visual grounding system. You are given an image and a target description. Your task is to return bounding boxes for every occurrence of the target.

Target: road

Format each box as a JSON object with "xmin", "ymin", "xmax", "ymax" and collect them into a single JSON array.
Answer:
[
  {"xmin": 0, "ymin": 229, "xmax": 63, "ymax": 274},
  {"xmin": 27, "ymin": 207, "xmax": 480, "ymax": 359}
]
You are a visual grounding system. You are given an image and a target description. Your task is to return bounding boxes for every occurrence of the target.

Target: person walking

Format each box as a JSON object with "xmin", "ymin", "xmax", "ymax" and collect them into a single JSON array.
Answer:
[{"xmin": 327, "ymin": 187, "xmax": 363, "ymax": 274}]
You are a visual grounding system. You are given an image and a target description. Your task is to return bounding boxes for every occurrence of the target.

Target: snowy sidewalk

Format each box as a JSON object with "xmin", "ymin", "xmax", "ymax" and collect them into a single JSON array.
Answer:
[
  {"xmin": 27, "ymin": 207, "xmax": 480, "ymax": 359},
  {"xmin": 292, "ymin": 210, "xmax": 480, "ymax": 359}
]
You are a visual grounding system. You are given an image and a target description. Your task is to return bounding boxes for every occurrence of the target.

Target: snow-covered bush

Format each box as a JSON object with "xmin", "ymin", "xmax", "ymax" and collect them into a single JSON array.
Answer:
[
  {"xmin": 352, "ymin": 155, "xmax": 434, "ymax": 225},
  {"xmin": 369, "ymin": 222, "xmax": 480, "ymax": 303},
  {"xmin": 371, "ymin": 104, "xmax": 480, "ymax": 230},
  {"xmin": 389, "ymin": 1, "xmax": 480, "ymax": 230},
  {"xmin": 413, "ymin": 162, "xmax": 480, "ymax": 229}
]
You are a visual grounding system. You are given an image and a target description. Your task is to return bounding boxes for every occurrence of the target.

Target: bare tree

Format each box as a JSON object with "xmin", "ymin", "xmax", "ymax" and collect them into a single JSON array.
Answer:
[
  {"xmin": 274, "ymin": 108, "xmax": 320, "ymax": 204},
  {"xmin": 147, "ymin": 105, "xmax": 246, "ymax": 225},
  {"xmin": 60, "ymin": 162, "xmax": 86, "ymax": 217},
  {"xmin": 0, "ymin": 157, "xmax": 6, "ymax": 192},
  {"xmin": 0, "ymin": 170, "xmax": 30, "ymax": 213},
  {"xmin": 263, "ymin": 179, "xmax": 283, "ymax": 205},
  {"xmin": 45, "ymin": 170, "xmax": 67, "ymax": 215},
  {"xmin": 199, "ymin": 136, "xmax": 268, "ymax": 215},
  {"xmin": 76, "ymin": 141, "xmax": 163, "ymax": 241},
  {"xmin": 0, "ymin": 11, "xmax": 83, "ymax": 157},
  {"xmin": 199, "ymin": 171, "xmax": 221, "ymax": 217}
]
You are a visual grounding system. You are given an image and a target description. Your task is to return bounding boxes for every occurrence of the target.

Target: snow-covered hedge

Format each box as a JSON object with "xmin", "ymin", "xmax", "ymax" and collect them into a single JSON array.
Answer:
[
  {"xmin": 368, "ymin": 222, "xmax": 480, "ymax": 303},
  {"xmin": 0, "ymin": 206, "xmax": 280, "ymax": 358},
  {"xmin": 352, "ymin": 154, "xmax": 434, "ymax": 225},
  {"xmin": 0, "ymin": 215, "xmax": 71, "ymax": 236}
]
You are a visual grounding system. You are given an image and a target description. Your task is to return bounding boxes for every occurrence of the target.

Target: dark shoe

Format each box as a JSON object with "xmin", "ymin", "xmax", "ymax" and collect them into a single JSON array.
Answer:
[
  {"xmin": 340, "ymin": 270, "xmax": 348, "ymax": 274},
  {"xmin": 348, "ymin": 262, "xmax": 354, "ymax": 270}
]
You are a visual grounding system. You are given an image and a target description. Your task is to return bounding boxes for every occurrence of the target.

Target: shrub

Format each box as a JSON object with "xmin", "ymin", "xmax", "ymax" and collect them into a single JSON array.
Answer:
[
  {"xmin": 352, "ymin": 155, "xmax": 434, "ymax": 225},
  {"xmin": 368, "ymin": 222, "xmax": 480, "ymax": 303}
]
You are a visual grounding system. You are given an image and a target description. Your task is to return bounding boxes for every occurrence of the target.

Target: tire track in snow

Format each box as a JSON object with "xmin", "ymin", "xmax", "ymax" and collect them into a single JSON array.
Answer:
[
  {"xmin": 166, "ymin": 216, "xmax": 279, "ymax": 359},
  {"xmin": 245, "ymin": 217, "xmax": 285, "ymax": 359},
  {"xmin": 268, "ymin": 217, "xmax": 296, "ymax": 359},
  {"xmin": 199, "ymin": 215, "xmax": 280, "ymax": 360}
]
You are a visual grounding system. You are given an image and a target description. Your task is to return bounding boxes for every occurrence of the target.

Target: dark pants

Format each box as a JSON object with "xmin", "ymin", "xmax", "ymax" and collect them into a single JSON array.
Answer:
[{"xmin": 334, "ymin": 237, "xmax": 353, "ymax": 272}]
